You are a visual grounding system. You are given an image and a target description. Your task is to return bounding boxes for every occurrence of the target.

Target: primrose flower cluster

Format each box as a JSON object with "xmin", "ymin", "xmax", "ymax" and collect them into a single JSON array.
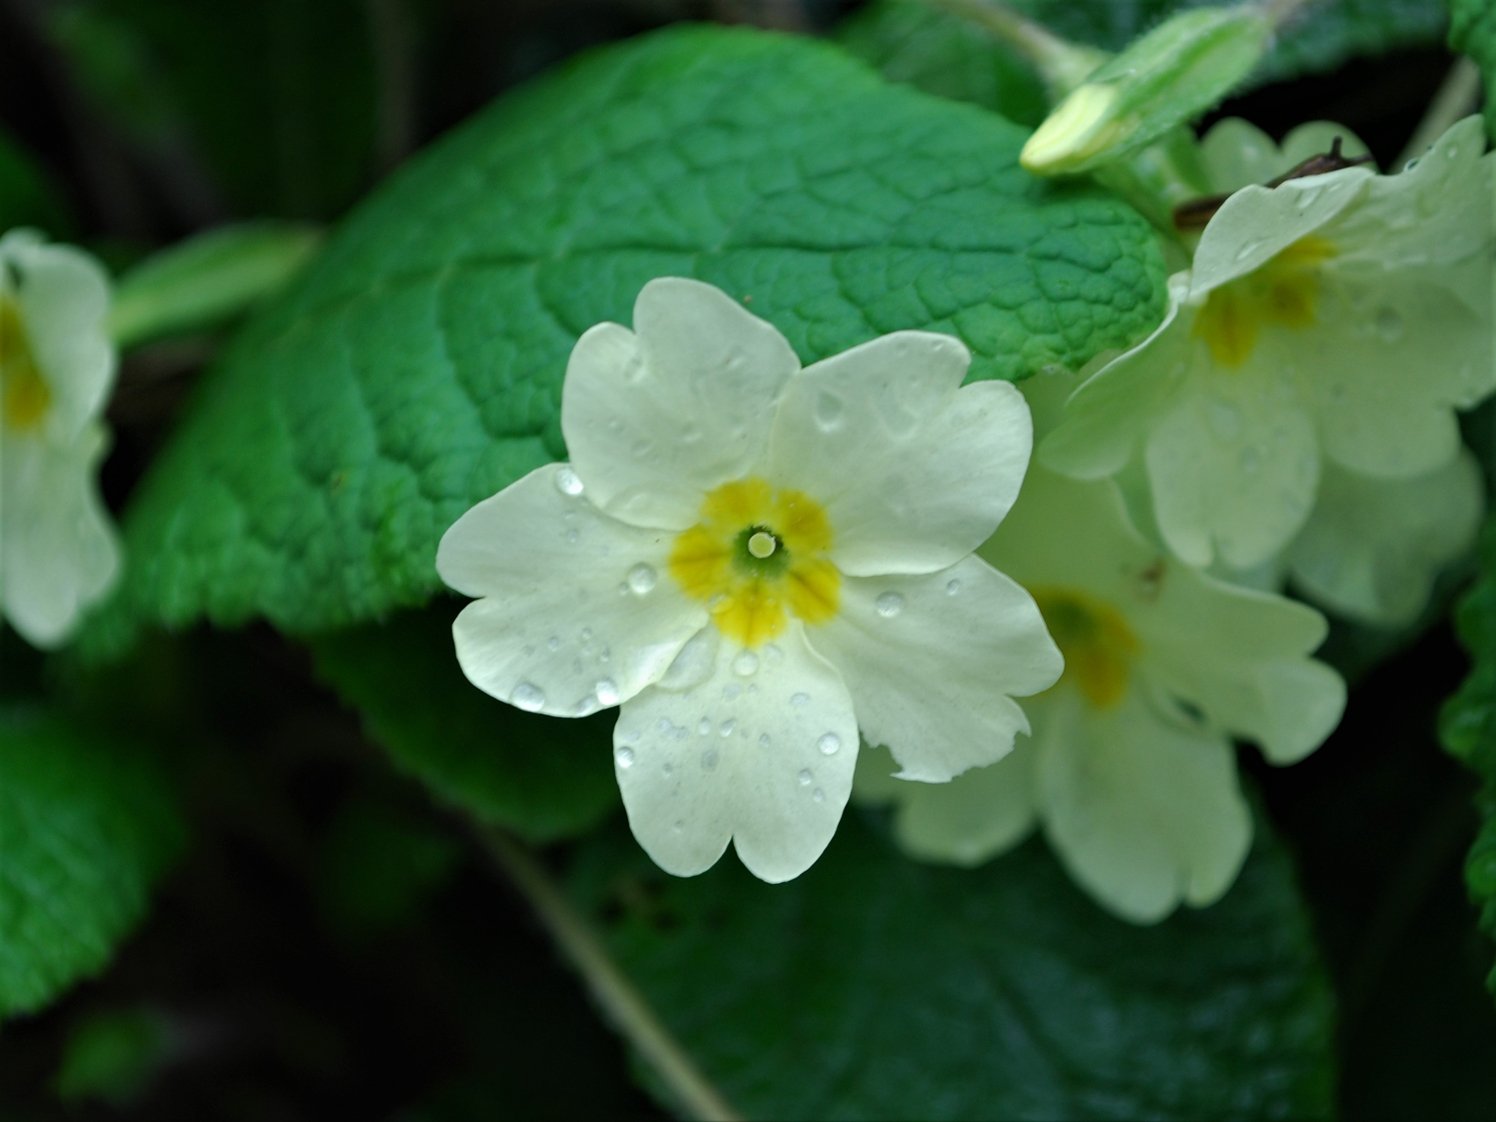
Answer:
[{"xmin": 440, "ymin": 115, "xmax": 1493, "ymax": 919}]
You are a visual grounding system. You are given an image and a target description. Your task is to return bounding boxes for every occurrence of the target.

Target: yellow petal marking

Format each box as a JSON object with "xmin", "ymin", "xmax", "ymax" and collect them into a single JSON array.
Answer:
[
  {"xmin": 1030, "ymin": 586, "xmax": 1139, "ymax": 710},
  {"xmin": 0, "ymin": 296, "xmax": 51, "ymax": 431},
  {"xmin": 1195, "ymin": 234, "xmax": 1337, "ymax": 369},
  {"xmin": 668, "ymin": 476, "xmax": 839, "ymax": 648}
]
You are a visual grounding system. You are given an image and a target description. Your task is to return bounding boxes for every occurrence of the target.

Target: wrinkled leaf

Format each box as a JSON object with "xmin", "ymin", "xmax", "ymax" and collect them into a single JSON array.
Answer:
[
  {"xmin": 570, "ymin": 812, "xmax": 1335, "ymax": 1120},
  {"xmin": 95, "ymin": 25, "xmax": 1163, "ymax": 643},
  {"xmin": 0, "ymin": 708, "xmax": 184, "ymax": 1021}
]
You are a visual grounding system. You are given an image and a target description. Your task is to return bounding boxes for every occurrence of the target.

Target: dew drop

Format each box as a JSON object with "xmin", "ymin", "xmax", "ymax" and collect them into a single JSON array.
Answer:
[
  {"xmin": 722, "ymin": 683, "xmax": 742, "ymax": 701},
  {"xmin": 546, "ymin": 635, "xmax": 561, "ymax": 652},
  {"xmin": 797, "ymin": 769, "xmax": 813, "ymax": 787},
  {"xmin": 564, "ymin": 528, "xmax": 580, "ymax": 545},
  {"xmin": 812, "ymin": 787, "xmax": 826, "ymax": 803},
  {"xmin": 1233, "ymin": 238, "xmax": 1265, "ymax": 263},
  {"xmin": 719, "ymin": 719, "xmax": 735, "ymax": 737},
  {"xmin": 763, "ymin": 643, "xmax": 784, "ymax": 665},
  {"xmin": 790, "ymin": 692, "xmax": 811, "ymax": 708},
  {"xmin": 656, "ymin": 717, "xmax": 674, "ymax": 734},
  {"xmin": 511, "ymin": 682, "xmax": 546, "ymax": 712},
  {"xmin": 627, "ymin": 563, "xmax": 657, "ymax": 595},
  {"xmin": 555, "ymin": 466, "xmax": 584, "ymax": 496},
  {"xmin": 702, "ymin": 748, "xmax": 719, "ymax": 771},
  {"xmin": 817, "ymin": 732, "xmax": 842, "ymax": 756},
  {"xmin": 580, "ymin": 627, "xmax": 594, "ymax": 642},
  {"xmin": 630, "ymin": 437, "xmax": 654, "ymax": 460},
  {"xmin": 875, "ymin": 591, "xmax": 905, "ymax": 618},
  {"xmin": 813, "ymin": 390, "xmax": 846, "ymax": 431},
  {"xmin": 732, "ymin": 650, "xmax": 760, "ymax": 677},
  {"xmin": 1207, "ymin": 399, "xmax": 1242, "ymax": 439},
  {"xmin": 697, "ymin": 717, "xmax": 712, "ymax": 735},
  {"xmin": 945, "ymin": 579, "xmax": 962, "ymax": 597},
  {"xmin": 662, "ymin": 762, "xmax": 674, "ymax": 776},
  {"xmin": 614, "ymin": 746, "xmax": 635, "ymax": 769},
  {"xmin": 594, "ymin": 678, "xmax": 620, "ymax": 706},
  {"xmin": 758, "ymin": 733, "xmax": 772, "ymax": 748}
]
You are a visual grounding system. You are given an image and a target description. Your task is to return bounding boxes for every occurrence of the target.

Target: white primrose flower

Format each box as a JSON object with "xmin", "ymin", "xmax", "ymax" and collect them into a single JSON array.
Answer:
[
  {"xmin": 0, "ymin": 229, "xmax": 119, "ymax": 648},
  {"xmin": 861, "ymin": 466, "xmax": 1346, "ymax": 923},
  {"xmin": 1043, "ymin": 117, "xmax": 1495, "ymax": 571},
  {"xmin": 437, "ymin": 278, "xmax": 1061, "ymax": 882}
]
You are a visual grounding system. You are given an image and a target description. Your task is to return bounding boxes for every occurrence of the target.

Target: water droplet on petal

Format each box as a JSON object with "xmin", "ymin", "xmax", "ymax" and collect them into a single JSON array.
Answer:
[
  {"xmin": 614, "ymin": 746, "xmax": 635, "ymax": 769},
  {"xmin": 946, "ymin": 579, "xmax": 961, "ymax": 596},
  {"xmin": 546, "ymin": 635, "xmax": 561, "ymax": 651},
  {"xmin": 814, "ymin": 390, "xmax": 846, "ymax": 432},
  {"xmin": 662, "ymin": 762, "xmax": 674, "ymax": 776},
  {"xmin": 732, "ymin": 650, "xmax": 759, "ymax": 677},
  {"xmin": 656, "ymin": 717, "xmax": 674, "ymax": 734},
  {"xmin": 722, "ymin": 683, "xmax": 742, "ymax": 701},
  {"xmin": 797, "ymin": 769, "xmax": 813, "ymax": 787},
  {"xmin": 701, "ymin": 748, "xmax": 719, "ymax": 771},
  {"xmin": 763, "ymin": 644, "xmax": 784, "ymax": 665},
  {"xmin": 1233, "ymin": 238, "xmax": 1264, "ymax": 263},
  {"xmin": 630, "ymin": 437, "xmax": 654, "ymax": 460},
  {"xmin": 791, "ymin": 692, "xmax": 810, "ymax": 708},
  {"xmin": 697, "ymin": 717, "xmax": 712, "ymax": 735},
  {"xmin": 875, "ymin": 592, "xmax": 905, "ymax": 618},
  {"xmin": 564, "ymin": 528, "xmax": 580, "ymax": 545},
  {"xmin": 758, "ymin": 733, "xmax": 772, "ymax": 748},
  {"xmin": 512, "ymin": 682, "xmax": 546, "ymax": 712},
  {"xmin": 555, "ymin": 466, "xmax": 584, "ymax": 496},
  {"xmin": 817, "ymin": 732, "xmax": 842, "ymax": 756},
  {"xmin": 812, "ymin": 787, "xmax": 825, "ymax": 803},
  {"xmin": 594, "ymin": 678, "xmax": 620, "ymax": 706},
  {"xmin": 627, "ymin": 563, "xmax": 657, "ymax": 595},
  {"xmin": 719, "ymin": 719, "xmax": 735, "ymax": 737}
]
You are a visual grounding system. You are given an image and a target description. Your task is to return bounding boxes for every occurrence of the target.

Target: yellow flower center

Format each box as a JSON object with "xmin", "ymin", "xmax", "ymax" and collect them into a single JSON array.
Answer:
[
  {"xmin": 1194, "ymin": 234, "xmax": 1337, "ymax": 368},
  {"xmin": 0, "ymin": 295, "xmax": 51, "ymax": 431},
  {"xmin": 1030, "ymin": 586, "xmax": 1139, "ymax": 710},
  {"xmin": 668, "ymin": 477, "xmax": 840, "ymax": 648}
]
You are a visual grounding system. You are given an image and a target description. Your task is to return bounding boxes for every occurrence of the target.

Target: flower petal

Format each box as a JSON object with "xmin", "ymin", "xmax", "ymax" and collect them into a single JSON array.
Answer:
[
  {"xmin": 561, "ymin": 277, "xmax": 800, "ymax": 529},
  {"xmin": 0, "ymin": 425, "xmax": 119, "ymax": 648},
  {"xmin": 767, "ymin": 331, "xmax": 1030, "ymax": 575},
  {"xmin": 2, "ymin": 231, "xmax": 115, "ymax": 442},
  {"xmin": 1288, "ymin": 451, "xmax": 1483, "ymax": 626},
  {"xmin": 1035, "ymin": 688, "xmax": 1252, "ymax": 924},
  {"xmin": 438, "ymin": 463, "xmax": 705, "ymax": 716},
  {"xmin": 1144, "ymin": 362, "xmax": 1319, "ymax": 568},
  {"xmin": 889, "ymin": 739, "xmax": 1039, "ymax": 867},
  {"xmin": 611, "ymin": 621, "xmax": 858, "ymax": 883},
  {"xmin": 808, "ymin": 555, "xmax": 1062, "ymax": 782}
]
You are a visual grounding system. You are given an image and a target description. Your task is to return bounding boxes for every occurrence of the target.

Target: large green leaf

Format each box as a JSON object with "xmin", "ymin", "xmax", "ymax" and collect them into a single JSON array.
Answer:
[
  {"xmin": 1451, "ymin": 0, "xmax": 1496, "ymax": 135},
  {"xmin": 1440, "ymin": 518, "xmax": 1496, "ymax": 995},
  {"xmin": 570, "ymin": 812, "xmax": 1335, "ymax": 1120},
  {"xmin": 839, "ymin": 0, "xmax": 1451, "ymax": 120},
  {"xmin": 309, "ymin": 607, "xmax": 618, "ymax": 843},
  {"xmin": 97, "ymin": 24, "xmax": 1163, "ymax": 641},
  {"xmin": 0, "ymin": 708, "xmax": 184, "ymax": 1022}
]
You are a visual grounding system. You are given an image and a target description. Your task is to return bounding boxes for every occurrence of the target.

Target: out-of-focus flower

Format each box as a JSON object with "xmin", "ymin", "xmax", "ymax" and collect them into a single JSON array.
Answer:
[
  {"xmin": 862, "ymin": 467, "xmax": 1345, "ymax": 923},
  {"xmin": 1044, "ymin": 117, "xmax": 1495, "ymax": 571},
  {"xmin": 0, "ymin": 230, "xmax": 119, "ymax": 648},
  {"xmin": 438, "ymin": 278, "xmax": 1060, "ymax": 882}
]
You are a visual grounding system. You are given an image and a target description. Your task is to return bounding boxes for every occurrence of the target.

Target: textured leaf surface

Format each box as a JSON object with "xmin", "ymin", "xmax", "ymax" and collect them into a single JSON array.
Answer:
[
  {"xmin": 1451, "ymin": 0, "xmax": 1496, "ymax": 135},
  {"xmin": 0, "ymin": 708, "xmax": 184, "ymax": 1021},
  {"xmin": 1440, "ymin": 519, "xmax": 1496, "ymax": 994},
  {"xmin": 571, "ymin": 813, "xmax": 1335, "ymax": 1121},
  {"xmin": 840, "ymin": 0, "xmax": 1450, "ymax": 117},
  {"xmin": 310, "ymin": 607, "xmax": 618, "ymax": 843},
  {"xmin": 98, "ymin": 24, "xmax": 1163, "ymax": 641}
]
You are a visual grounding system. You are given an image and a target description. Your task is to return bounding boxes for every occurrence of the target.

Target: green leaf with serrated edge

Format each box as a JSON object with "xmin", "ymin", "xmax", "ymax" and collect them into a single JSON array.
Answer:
[
  {"xmin": 568, "ymin": 812, "xmax": 1334, "ymax": 1121},
  {"xmin": 1440, "ymin": 518, "xmax": 1496, "ymax": 994},
  {"xmin": 91, "ymin": 25, "xmax": 1163, "ymax": 643},
  {"xmin": 309, "ymin": 607, "xmax": 618, "ymax": 843},
  {"xmin": 839, "ymin": 0, "xmax": 1450, "ymax": 116},
  {"xmin": 1451, "ymin": 0, "xmax": 1496, "ymax": 136},
  {"xmin": 0, "ymin": 708, "xmax": 185, "ymax": 1022}
]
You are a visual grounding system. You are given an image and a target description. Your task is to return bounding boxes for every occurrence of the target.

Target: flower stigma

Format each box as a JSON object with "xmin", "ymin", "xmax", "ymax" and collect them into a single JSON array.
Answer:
[
  {"xmin": 668, "ymin": 476, "xmax": 839, "ymax": 648},
  {"xmin": 1193, "ymin": 234, "xmax": 1336, "ymax": 368},
  {"xmin": 1030, "ymin": 586, "xmax": 1139, "ymax": 709}
]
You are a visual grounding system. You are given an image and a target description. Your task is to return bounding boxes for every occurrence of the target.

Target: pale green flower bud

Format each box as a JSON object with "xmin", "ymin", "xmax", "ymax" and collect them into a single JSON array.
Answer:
[{"xmin": 1021, "ymin": 5, "xmax": 1274, "ymax": 176}]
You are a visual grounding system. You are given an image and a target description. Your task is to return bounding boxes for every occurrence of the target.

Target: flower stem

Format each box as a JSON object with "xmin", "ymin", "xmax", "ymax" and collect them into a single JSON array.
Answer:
[
  {"xmin": 1397, "ymin": 57, "xmax": 1484, "ymax": 170},
  {"xmin": 477, "ymin": 828, "xmax": 742, "ymax": 1122},
  {"xmin": 922, "ymin": 0, "xmax": 1102, "ymax": 96}
]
